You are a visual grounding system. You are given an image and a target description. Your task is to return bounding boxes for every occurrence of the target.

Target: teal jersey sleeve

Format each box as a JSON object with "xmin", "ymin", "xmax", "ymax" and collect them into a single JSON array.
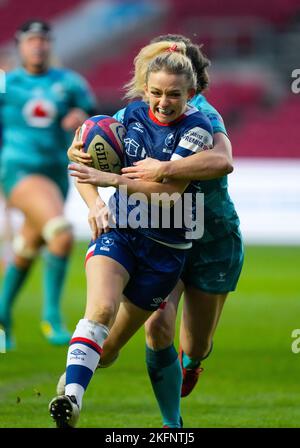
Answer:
[
  {"xmin": 188, "ymin": 95, "xmax": 241, "ymax": 243},
  {"xmin": 65, "ymin": 70, "xmax": 97, "ymax": 115},
  {"xmin": 189, "ymin": 94, "xmax": 227, "ymax": 136},
  {"xmin": 113, "ymin": 108, "xmax": 126, "ymax": 123}
]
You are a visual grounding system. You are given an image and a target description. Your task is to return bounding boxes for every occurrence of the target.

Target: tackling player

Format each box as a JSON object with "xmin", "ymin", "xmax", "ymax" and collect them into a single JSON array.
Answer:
[
  {"xmin": 49, "ymin": 40, "xmax": 213, "ymax": 428},
  {"xmin": 0, "ymin": 20, "xmax": 96, "ymax": 349},
  {"xmin": 126, "ymin": 34, "xmax": 244, "ymax": 403},
  {"xmin": 65, "ymin": 35, "xmax": 244, "ymax": 428}
]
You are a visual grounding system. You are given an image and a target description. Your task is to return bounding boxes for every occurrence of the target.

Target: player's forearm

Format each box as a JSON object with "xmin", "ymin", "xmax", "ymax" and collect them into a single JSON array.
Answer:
[
  {"xmin": 162, "ymin": 150, "xmax": 233, "ymax": 181},
  {"xmin": 159, "ymin": 132, "xmax": 233, "ymax": 181},
  {"xmin": 70, "ymin": 164, "xmax": 188, "ymax": 204},
  {"xmin": 75, "ymin": 181, "xmax": 101, "ymax": 208},
  {"xmin": 112, "ymin": 174, "xmax": 187, "ymax": 197}
]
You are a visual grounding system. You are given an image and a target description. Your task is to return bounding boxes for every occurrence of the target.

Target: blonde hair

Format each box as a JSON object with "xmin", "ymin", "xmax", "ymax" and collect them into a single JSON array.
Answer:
[{"xmin": 124, "ymin": 41, "xmax": 197, "ymax": 100}]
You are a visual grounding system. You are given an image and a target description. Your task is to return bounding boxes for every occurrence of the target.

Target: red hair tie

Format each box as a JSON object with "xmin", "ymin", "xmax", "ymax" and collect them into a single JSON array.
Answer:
[{"xmin": 168, "ymin": 43, "xmax": 178, "ymax": 52}]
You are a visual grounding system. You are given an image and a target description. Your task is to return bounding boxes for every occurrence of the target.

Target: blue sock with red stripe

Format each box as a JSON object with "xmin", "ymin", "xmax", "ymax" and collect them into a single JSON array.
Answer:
[{"xmin": 65, "ymin": 319, "xmax": 109, "ymax": 409}]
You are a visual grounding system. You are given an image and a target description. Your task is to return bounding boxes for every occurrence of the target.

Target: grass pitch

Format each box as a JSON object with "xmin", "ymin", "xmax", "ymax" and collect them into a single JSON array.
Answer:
[{"xmin": 0, "ymin": 243, "xmax": 299, "ymax": 428}]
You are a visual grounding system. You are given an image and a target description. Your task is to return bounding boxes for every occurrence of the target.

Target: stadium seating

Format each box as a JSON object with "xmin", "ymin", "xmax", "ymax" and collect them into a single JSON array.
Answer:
[
  {"xmin": 164, "ymin": 0, "xmax": 300, "ymax": 27},
  {"xmin": 155, "ymin": 0, "xmax": 300, "ymax": 61},
  {"xmin": 230, "ymin": 95, "xmax": 300, "ymax": 158},
  {"xmin": 205, "ymin": 80, "xmax": 266, "ymax": 119},
  {"xmin": 0, "ymin": 0, "xmax": 83, "ymax": 44},
  {"xmin": 84, "ymin": 42, "xmax": 149, "ymax": 104},
  {"xmin": 1, "ymin": 0, "xmax": 299, "ymax": 160}
]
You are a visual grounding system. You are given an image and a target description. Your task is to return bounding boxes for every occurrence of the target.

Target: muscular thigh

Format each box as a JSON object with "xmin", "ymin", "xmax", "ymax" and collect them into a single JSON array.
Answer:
[
  {"xmin": 86, "ymin": 229, "xmax": 186, "ymax": 312},
  {"xmin": 9, "ymin": 175, "xmax": 66, "ymax": 232},
  {"xmin": 84, "ymin": 255, "xmax": 130, "ymax": 326}
]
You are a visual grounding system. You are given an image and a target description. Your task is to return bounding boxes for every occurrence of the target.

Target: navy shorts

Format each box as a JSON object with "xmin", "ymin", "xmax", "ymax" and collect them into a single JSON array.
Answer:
[{"xmin": 85, "ymin": 229, "xmax": 186, "ymax": 311}]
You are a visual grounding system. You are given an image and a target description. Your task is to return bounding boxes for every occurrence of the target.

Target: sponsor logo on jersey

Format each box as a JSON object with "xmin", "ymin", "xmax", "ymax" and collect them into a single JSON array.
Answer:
[
  {"xmin": 165, "ymin": 133, "xmax": 175, "ymax": 147},
  {"xmin": 180, "ymin": 127, "xmax": 212, "ymax": 152},
  {"xmin": 23, "ymin": 98, "xmax": 57, "ymax": 127},
  {"xmin": 124, "ymin": 137, "xmax": 140, "ymax": 157},
  {"xmin": 132, "ymin": 122, "xmax": 144, "ymax": 133},
  {"xmin": 162, "ymin": 133, "xmax": 175, "ymax": 154},
  {"xmin": 124, "ymin": 138, "xmax": 146, "ymax": 159}
]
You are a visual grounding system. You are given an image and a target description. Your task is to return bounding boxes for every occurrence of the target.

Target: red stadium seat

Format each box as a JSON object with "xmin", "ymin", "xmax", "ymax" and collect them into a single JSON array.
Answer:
[
  {"xmin": 0, "ymin": 0, "xmax": 83, "ymax": 44},
  {"xmin": 230, "ymin": 95, "xmax": 300, "ymax": 158}
]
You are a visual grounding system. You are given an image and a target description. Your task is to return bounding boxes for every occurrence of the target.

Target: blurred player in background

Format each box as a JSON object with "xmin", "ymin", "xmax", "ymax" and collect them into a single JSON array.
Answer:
[
  {"xmin": 0, "ymin": 200, "xmax": 13, "ymax": 272},
  {"xmin": 49, "ymin": 41, "xmax": 214, "ymax": 428},
  {"xmin": 0, "ymin": 19, "xmax": 96, "ymax": 349},
  {"xmin": 0, "ymin": 49, "xmax": 15, "ymax": 273},
  {"xmin": 65, "ymin": 34, "xmax": 244, "ymax": 428}
]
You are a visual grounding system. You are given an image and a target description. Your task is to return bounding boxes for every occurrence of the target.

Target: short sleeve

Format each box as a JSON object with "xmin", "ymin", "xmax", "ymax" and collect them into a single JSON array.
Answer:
[
  {"xmin": 66, "ymin": 71, "xmax": 97, "ymax": 115},
  {"xmin": 172, "ymin": 124, "xmax": 213, "ymax": 161}
]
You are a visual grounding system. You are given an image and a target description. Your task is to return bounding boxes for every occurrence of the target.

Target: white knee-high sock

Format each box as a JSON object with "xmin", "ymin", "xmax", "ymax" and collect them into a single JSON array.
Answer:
[{"xmin": 65, "ymin": 318, "xmax": 109, "ymax": 409}]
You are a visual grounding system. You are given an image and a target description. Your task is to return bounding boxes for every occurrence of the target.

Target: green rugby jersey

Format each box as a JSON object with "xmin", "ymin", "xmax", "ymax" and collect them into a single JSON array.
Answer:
[
  {"xmin": 0, "ymin": 67, "xmax": 96, "ymax": 171},
  {"xmin": 190, "ymin": 94, "xmax": 240, "ymax": 243}
]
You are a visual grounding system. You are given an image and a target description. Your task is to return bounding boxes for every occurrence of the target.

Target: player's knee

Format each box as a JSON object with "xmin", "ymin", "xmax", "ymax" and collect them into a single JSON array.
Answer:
[
  {"xmin": 51, "ymin": 230, "xmax": 73, "ymax": 255},
  {"xmin": 42, "ymin": 216, "xmax": 73, "ymax": 255},
  {"xmin": 85, "ymin": 302, "xmax": 118, "ymax": 327},
  {"xmin": 145, "ymin": 314, "xmax": 174, "ymax": 350},
  {"xmin": 12, "ymin": 234, "xmax": 39, "ymax": 267}
]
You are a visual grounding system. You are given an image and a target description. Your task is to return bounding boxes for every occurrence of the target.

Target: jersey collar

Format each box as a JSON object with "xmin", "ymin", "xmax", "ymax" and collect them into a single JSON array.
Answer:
[{"xmin": 148, "ymin": 107, "xmax": 186, "ymax": 127}]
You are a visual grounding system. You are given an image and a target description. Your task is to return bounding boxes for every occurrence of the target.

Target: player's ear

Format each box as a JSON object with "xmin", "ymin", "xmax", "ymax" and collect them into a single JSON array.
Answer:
[
  {"xmin": 144, "ymin": 83, "xmax": 149, "ymax": 100},
  {"xmin": 187, "ymin": 88, "xmax": 196, "ymax": 100}
]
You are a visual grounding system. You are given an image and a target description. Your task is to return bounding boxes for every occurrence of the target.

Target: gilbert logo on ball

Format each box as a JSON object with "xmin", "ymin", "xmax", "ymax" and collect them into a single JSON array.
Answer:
[{"xmin": 80, "ymin": 115, "xmax": 126, "ymax": 174}]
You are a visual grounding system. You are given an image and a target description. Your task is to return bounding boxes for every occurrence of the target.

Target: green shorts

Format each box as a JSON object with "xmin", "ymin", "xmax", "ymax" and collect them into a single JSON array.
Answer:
[
  {"xmin": 0, "ymin": 162, "xmax": 69, "ymax": 200},
  {"xmin": 181, "ymin": 229, "xmax": 244, "ymax": 294}
]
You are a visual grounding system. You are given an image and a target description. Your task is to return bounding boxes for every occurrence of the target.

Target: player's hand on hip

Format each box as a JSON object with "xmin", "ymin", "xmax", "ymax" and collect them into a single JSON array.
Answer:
[{"xmin": 88, "ymin": 196, "xmax": 114, "ymax": 239}]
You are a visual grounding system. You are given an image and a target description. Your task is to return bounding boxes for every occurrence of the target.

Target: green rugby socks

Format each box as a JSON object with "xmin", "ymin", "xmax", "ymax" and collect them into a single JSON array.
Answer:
[
  {"xmin": 146, "ymin": 344, "xmax": 182, "ymax": 428},
  {"xmin": 42, "ymin": 250, "xmax": 69, "ymax": 325},
  {"xmin": 0, "ymin": 263, "xmax": 30, "ymax": 325}
]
